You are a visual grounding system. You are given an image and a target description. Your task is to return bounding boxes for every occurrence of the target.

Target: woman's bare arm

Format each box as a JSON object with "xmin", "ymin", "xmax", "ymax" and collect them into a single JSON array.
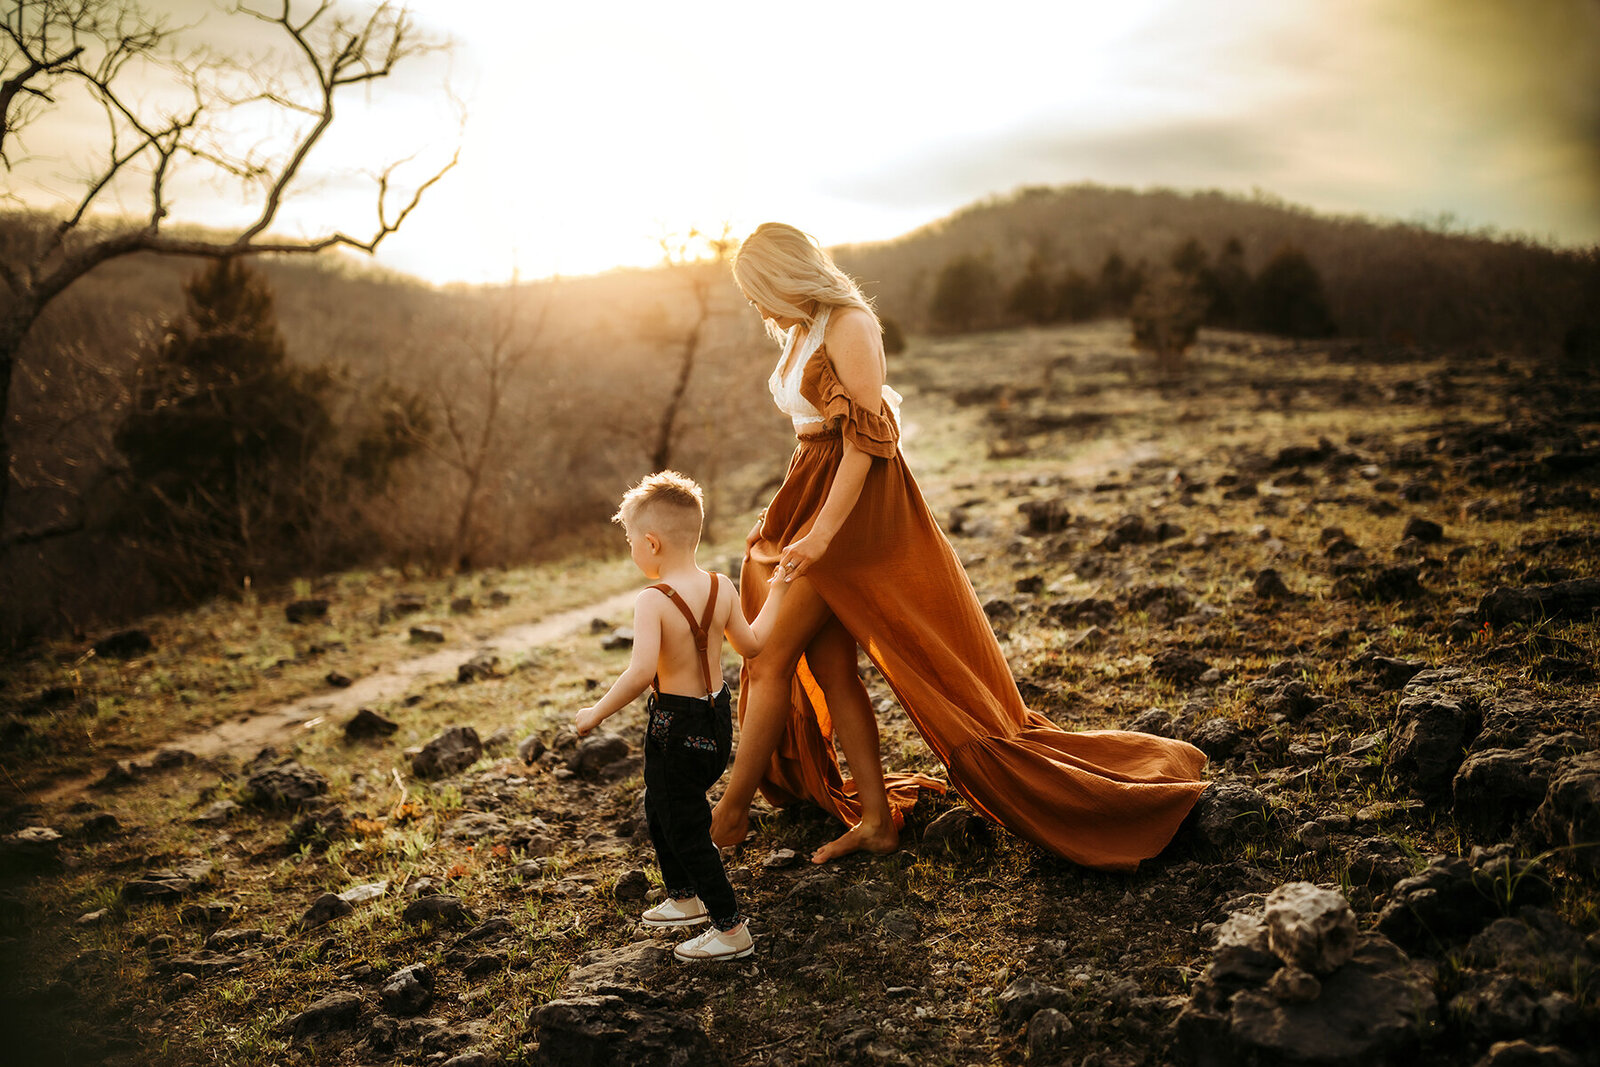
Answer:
[{"xmin": 778, "ymin": 308, "xmax": 886, "ymax": 581}]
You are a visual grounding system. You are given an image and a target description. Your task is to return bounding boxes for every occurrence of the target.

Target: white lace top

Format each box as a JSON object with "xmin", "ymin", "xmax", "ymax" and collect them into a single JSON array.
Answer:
[
  {"xmin": 768, "ymin": 305, "xmax": 830, "ymax": 430},
  {"xmin": 767, "ymin": 304, "xmax": 904, "ymax": 434}
]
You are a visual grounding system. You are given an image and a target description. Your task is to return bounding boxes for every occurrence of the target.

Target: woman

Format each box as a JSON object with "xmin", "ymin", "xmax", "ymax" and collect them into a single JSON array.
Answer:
[{"xmin": 710, "ymin": 223, "xmax": 1207, "ymax": 869}]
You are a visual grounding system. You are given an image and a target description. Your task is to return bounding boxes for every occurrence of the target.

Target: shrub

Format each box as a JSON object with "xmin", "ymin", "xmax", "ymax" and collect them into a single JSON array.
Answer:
[
  {"xmin": 881, "ymin": 315, "xmax": 906, "ymax": 355},
  {"xmin": 1055, "ymin": 269, "xmax": 1100, "ymax": 322},
  {"xmin": 1007, "ymin": 256, "xmax": 1058, "ymax": 325},
  {"xmin": 1130, "ymin": 271, "xmax": 1207, "ymax": 375},
  {"xmin": 1097, "ymin": 250, "xmax": 1145, "ymax": 315},
  {"xmin": 1249, "ymin": 246, "xmax": 1336, "ymax": 337},
  {"xmin": 930, "ymin": 254, "xmax": 1000, "ymax": 332}
]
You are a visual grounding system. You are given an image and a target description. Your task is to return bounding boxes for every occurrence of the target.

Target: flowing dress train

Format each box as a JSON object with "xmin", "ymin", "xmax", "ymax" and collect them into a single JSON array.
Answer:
[{"xmin": 739, "ymin": 342, "xmax": 1208, "ymax": 872}]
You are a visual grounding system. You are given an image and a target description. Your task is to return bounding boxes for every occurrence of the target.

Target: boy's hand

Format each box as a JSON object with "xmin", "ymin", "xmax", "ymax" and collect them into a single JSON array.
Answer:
[
  {"xmin": 574, "ymin": 706, "xmax": 604, "ymax": 736},
  {"xmin": 766, "ymin": 569, "xmax": 790, "ymax": 596}
]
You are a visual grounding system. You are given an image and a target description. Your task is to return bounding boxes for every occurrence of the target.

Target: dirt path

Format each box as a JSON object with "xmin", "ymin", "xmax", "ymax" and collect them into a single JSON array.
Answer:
[{"xmin": 36, "ymin": 588, "xmax": 639, "ymax": 806}]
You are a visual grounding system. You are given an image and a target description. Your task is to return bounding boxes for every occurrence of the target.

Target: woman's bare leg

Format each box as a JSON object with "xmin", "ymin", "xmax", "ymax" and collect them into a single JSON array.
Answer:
[
  {"xmin": 803, "ymin": 618, "xmax": 897, "ymax": 863},
  {"xmin": 709, "ymin": 572, "xmax": 833, "ymax": 847}
]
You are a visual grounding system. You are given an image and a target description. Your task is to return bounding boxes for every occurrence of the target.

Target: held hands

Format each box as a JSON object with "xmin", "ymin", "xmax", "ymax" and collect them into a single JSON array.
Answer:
[
  {"xmin": 574, "ymin": 706, "xmax": 605, "ymax": 737},
  {"xmin": 778, "ymin": 529, "xmax": 831, "ymax": 582}
]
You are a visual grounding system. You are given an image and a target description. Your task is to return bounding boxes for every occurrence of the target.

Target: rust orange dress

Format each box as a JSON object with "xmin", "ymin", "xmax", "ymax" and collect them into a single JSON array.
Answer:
[{"xmin": 739, "ymin": 342, "xmax": 1208, "ymax": 872}]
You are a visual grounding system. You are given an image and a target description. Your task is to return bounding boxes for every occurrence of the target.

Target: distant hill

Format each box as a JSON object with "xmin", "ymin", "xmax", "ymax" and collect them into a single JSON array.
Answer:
[{"xmin": 832, "ymin": 184, "xmax": 1599, "ymax": 353}]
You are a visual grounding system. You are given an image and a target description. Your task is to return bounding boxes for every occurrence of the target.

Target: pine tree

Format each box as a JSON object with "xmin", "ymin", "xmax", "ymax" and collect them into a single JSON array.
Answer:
[{"xmin": 115, "ymin": 258, "xmax": 334, "ymax": 591}]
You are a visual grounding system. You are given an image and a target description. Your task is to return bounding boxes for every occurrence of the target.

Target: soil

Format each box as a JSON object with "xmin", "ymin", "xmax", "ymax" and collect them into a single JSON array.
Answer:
[{"xmin": 1, "ymin": 322, "xmax": 1596, "ymax": 1067}]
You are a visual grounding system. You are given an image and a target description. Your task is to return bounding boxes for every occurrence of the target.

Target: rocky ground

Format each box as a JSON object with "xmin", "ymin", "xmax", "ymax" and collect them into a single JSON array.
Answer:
[{"xmin": 1, "ymin": 323, "xmax": 1597, "ymax": 1066}]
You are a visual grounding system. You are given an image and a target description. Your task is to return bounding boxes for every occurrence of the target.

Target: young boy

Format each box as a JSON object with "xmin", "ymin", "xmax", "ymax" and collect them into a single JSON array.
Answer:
[{"xmin": 575, "ymin": 470, "xmax": 788, "ymax": 962}]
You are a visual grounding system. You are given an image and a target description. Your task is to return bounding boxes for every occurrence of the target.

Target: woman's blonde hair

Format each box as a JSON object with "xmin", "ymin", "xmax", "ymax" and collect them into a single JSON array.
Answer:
[{"xmin": 732, "ymin": 223, "xmax": 880, "ymax": 342}]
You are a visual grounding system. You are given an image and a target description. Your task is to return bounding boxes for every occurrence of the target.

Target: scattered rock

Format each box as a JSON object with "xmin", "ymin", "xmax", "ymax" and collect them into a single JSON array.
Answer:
[
  {"xmin": 457, "ymin": 653, "xmax": 501, "ymax": 683},
  {"xmin": 531, "ymin": 986, "xmax": 713, "ymax": 1065},
  {"xmin": 245, "ymin": 761, "xmax": 330, "ymax": 808},
  {"xmin": 0, "ymin": 827, "xmax": 62, "ymax": 873},
  {"xmin": 288, "ymin": 991, "xmax": 364, "ymax": 1041},
  {"xmin": 1253, "ymin": 568, "xmax": 1295, "ymax": 600},
  {"xmin": 1453, "ymin": 747, "xmax": 1559, "ymax": 833},
  {"xmin": 1018, "ymin": 498, "xmax": 1072, "ymax": 534},
  {"xmin": 1263, "ymin": 882, "xmax": 1358, "ymax": 975},
  {"xmin": 920, "ymin": 806, "xmax": 990, "ymax": 856},
  {"xmin": 1476, "ymin": 578, "xmax": 1600, "ymax": 627},
  {"xmin": 1401, "ymin": 517, "xmax": 1444, "ymax": 543},
  {"xmin": 191, "ymin": 800, "xmax": 239, "ymax": 827},
  {"xmin": 412, "ymin": 727, "xmax": 483, "ymax": 779},
  {"xmin": 380, "ymin": 963, "xmax": 434, "ymax": 1016},
  {"xmin": 568, "ymin": 733, "xmax": 630, "ymax": 777},
  {"xmin": 1026, "ymin": 1007, "xmax": 1074, "ymax": 1059},
  {"xmin": 345, "ymin": 708, "xmax": 399, "ymax": 740},
  {"xmin": 1386, "ymin": 668, "xmax": 1483, "ymax": 797},
  {"xmin": 996, "ymin": 976, "xmax": 1074, "ymax": 1023},
  {"xmin": 402, "ymin": 894, "xmax": 476, "ymax": 927},
  {"xmin": 517, "ymin": 734, "xmax": 546, "ymax": 764},
  {"xmin": 442, "ymin": 811, "xmax": 509, "ymax": 841},
  {"xmin": 338, "ymin": 880, "xmax": 390, "ymax": 905},
  {"xmin": 410, "ymin": 625, "xmax": 446, "ymax": 644},
  {"xmin": 450, "ymin": 596, "xmax": 475, "ymax": 615},
  {"xmin": 1177, "ymin": 890, "xmax": 1437, "ymax": 1067},
  {"xmin": 1344, "ymin": 837, "xmax": 1413, "ymax": 890},
  {"xmin": 285, "ymin": 599, "xmax": 329, "ymax": 624},
  {"xmin": 763, "ymin": 848, "xmax": 799, "ymax": 870},
  {"xmin": 1531, "ymin": 750, "xmax": 1600, "ymax": 878},
  {"xmin": 613, "ymin": 870, "xmax": 650, "ymax": 902},
  {"xmin": 1188, "ymin": 717, "xmax": 1246, "ymax": 760},
  {"xmin": 601, "ymin": 627, "xmax": 634, "ymax": 651},
  {"xmin": 300, "ymin": 893, "xmax": 355, "ymax": 930},
  {"xmin": 561, "ymin": 940, "xmax": 672, "ymax": 994},
  {"xmin": 1357, "ymin": 654, "xmax": 1426, "ymax": 690},
  {"xmin": 1375, "ymin": 847, "xmax": 1551, "ymax": 950},
  {"xmin": 91, "ymin": 629, "xmax": 153, "ymax": 659},
  {"xmin": 1474, "ymin": 1041, "xmax": 1582, "ymax": 1067},
  {"xmin": 1151, "ymin": 649, "xmax": 1213, "ymax": 687},
  {"xmin": 1191, "ymin": 782, "xmax": 1274, "ymax": 846},
  {"xmin": 325, "ymin": 671, "xmax": 353, "ymax": 687},
  {"xmin": 1361, "ymin": 563, "xmax": 1429, "ymax": 602},
  {"xmin": 121, "ymin": 862, "xmax": 215, "ymax": 904},
  {"xmin": 1046, "ymin": 597, "xmax": 1117, "ymax": 628}
]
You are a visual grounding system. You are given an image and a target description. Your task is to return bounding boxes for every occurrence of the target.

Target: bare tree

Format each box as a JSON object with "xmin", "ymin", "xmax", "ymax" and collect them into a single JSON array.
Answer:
[
  {"xmin": 0, "ymin": 0, "xmax": 459, "ymax": 547},
  {"xmin": 650, "ymin": 224, "xmax": 734, "ymax": 474},
  {"xmin": 425, "ymin": 281, "xmax": 551, "ymax": 572}
]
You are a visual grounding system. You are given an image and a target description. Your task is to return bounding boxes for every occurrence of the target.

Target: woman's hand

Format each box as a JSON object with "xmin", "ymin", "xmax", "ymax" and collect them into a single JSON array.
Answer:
[
  {"xmin": 745, "ymin": 514, "xmax": 765, "ymax": 554},
  {"xmin": 779, "ymin": 528, "xmax": 832, "ymax": 581}
]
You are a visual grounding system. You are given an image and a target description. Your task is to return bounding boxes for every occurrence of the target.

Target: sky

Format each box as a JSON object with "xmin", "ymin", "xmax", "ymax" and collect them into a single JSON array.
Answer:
[{"xmin": 10, "ymin": 0, "xmax": 1599, "ymax": 284}]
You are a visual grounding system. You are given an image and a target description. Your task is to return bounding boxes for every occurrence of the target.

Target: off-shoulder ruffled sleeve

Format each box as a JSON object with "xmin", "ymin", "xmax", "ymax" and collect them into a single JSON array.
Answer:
[{"xmin": 799, "ymin": 349, "xmax": 900, "ymax": 458}]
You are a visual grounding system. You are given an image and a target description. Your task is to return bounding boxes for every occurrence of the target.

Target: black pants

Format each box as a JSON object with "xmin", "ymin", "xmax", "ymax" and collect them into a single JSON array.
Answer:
[{"xmin": 644, "ymin": 684, "xmax": 738, "ymax": 928}]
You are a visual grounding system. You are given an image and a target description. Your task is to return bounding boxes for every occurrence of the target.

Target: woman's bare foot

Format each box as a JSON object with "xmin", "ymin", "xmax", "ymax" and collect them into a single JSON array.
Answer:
[
  {"xmin": 810, "ymin": 820, "xmax": 898, "ymax": 864},
  {"xmin": 710, "ymin": 799, "xmax": 749, "ymax": 848}
]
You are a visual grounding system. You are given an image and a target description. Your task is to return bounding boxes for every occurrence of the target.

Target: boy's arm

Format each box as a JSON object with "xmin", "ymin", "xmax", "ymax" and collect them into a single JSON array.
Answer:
[
  {"xmin": 575, "ymin": 591, "xmax": 662, "ymax": 735},
  {"xmin": 725, "ymin": 571, "xmax": 788, "ymax": 658}
]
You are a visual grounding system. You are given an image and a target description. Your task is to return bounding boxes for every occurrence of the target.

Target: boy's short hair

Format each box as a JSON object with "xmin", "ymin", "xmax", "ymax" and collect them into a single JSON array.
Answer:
[{"xmin": 613, "ymin": 470, "xmax": 704, "ymax": 547}]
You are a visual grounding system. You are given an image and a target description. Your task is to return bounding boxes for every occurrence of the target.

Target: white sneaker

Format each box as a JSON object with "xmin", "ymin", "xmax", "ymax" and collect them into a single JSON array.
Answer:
[
  {"xmin": 673, "ymin": 922, "xmax": 754, "ymax": 962},
  {"xmin": 641, "ymin": 896, "xmax": 708, "ymax": 928}
]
